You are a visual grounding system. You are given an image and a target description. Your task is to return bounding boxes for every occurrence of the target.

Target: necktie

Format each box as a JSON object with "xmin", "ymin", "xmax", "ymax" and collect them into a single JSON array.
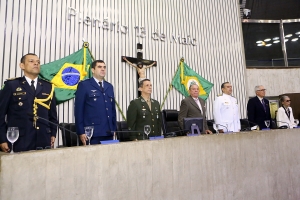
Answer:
[
  {"xmin": 31, "ymin": 80, "xmax": 35, "ymax": 93},
  {"xmin": 147, "ymin": 100, "xmax": 151, "ymax": 110},
  {"xmin": 99, "ymin": 82, "xmax": 104, "ymax": 92},
  {"xmin": 194, "ymin": 98, "xmax": 202, "ymax": 114},
  {"xmin": 261, "ymin": 99, "xmax": 266, "ymax": 112}
]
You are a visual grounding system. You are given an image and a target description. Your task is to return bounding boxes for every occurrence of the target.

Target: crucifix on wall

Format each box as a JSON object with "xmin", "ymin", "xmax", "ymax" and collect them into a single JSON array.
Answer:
[{"xmin": 122, "ymin": 43, "xmax": 157, "ymax": 85}]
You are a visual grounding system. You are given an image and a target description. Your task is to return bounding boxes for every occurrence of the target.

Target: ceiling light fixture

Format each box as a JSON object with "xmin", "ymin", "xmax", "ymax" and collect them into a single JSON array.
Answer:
[
  {"xmin": 256, "ymin": 41, "xmax": 263, "ymax": 43},
  {"xmin": 273, "ymin": 40, "xmax": 280, "ymax": 43},
  {"xmin": 291, "ymin": 38, "xmax": 298, "ymax": 42},
  {"xmin": 257, "ymin": 44, "xmax": 263, "ymax": 46},
  {"xmin": 273, "ymin": 37, "xmax": 279, "ymax": 40},
  {"xmin": 295, "ymin": 32, "xmax": 300, "ymax": 35},
  {"xmin": 265, "ymin": 44, "xmax": 272, "ymax": 47},
  {"xmin": 285, "ymin": 34, "xmax": 293, "ymax": 38},
  {"xmin": 264, "ymin": 38, "xmax": 271, "ymax": 42},
  {"xmin": 284, "ymin": 39, "xmax": 289, "ymax": 42}
]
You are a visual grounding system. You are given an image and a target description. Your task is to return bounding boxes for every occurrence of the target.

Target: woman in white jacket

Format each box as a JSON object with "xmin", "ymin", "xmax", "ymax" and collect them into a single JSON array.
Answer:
[{"xmin": 276, "ymin": 95, "xmax": 297, "ymax": 128}]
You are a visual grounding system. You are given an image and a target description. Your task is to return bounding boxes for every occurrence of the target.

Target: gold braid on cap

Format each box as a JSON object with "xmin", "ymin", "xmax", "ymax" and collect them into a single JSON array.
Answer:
[{"xmin": 33, "ymin": 84, "xmax": 55, "ymax": 128}]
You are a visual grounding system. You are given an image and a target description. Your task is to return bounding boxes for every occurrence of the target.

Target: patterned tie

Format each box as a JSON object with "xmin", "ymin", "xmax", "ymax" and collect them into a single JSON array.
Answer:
[
  {"xmin": 261, "ymin": 99, "xmax": 266, "ymax": 112},
  {"xmin": 31, "ymin": 80, "xmax": 35, "ymax": 93},
  {"xmin": 99, "ymin": 82, "xmax": 104, "ymax": 92}
]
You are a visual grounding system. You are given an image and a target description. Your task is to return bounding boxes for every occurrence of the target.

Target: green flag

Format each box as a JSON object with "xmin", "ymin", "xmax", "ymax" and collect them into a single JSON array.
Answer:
[
  {"xmin": 171, "ymin": 59, "xmax": 214, "ymax": 100},
  {"xmin": 39, "ymin": 45, "xmax": 93, "ymax": 104}
]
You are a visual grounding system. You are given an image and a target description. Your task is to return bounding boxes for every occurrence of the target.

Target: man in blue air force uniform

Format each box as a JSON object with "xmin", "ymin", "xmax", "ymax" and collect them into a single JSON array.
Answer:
[
  {"xmin": 0, "ymin": 53, "xmax": 58, "ymax": 152},
  {"xmin": 75, "ymin": 60, "xmax": 116, "ymax": 145}
]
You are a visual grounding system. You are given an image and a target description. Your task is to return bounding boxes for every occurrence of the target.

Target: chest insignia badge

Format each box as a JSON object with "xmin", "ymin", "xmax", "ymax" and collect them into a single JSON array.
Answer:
[{"xmin": 16, "ymin": 87, "xmax": 22, "ymax": 91}]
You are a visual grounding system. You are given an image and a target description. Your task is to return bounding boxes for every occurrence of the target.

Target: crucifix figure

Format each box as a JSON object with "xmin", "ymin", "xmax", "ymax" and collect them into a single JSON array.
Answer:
[
  {"xmin": 122, "ymin": 56, "xmax": 156, "ymax": 82},
  {"xmin": 122, "ymin": 43, "xmax": 157, "ymax": 83}
]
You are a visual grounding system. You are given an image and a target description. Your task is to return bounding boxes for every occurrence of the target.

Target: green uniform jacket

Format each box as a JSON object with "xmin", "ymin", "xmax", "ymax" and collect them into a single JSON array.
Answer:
[{"xmin": 127, "ymin": 96, "xmax": 162, "ymax": 140}]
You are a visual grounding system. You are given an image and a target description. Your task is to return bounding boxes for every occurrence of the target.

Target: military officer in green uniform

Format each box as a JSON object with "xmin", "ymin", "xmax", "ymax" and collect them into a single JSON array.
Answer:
[{"xmin": 127, "ymin": 79, "xmax": 162, "ymax": 140}]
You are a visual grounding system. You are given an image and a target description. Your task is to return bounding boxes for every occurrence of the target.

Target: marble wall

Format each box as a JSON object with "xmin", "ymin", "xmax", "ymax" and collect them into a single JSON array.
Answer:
[{"xmin": 246, "ymin": 68, "xmax": 300, "ymax": 97}]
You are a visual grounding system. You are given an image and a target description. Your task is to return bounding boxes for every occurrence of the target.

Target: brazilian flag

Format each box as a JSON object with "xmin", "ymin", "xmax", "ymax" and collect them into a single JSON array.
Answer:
[
  {"xmin": 39, "ymin": 44, "xmax": 93, "ymax": 104},
  {"xmin": 171, "ymin": 59, "xmax": 214, "ymax": 100}
]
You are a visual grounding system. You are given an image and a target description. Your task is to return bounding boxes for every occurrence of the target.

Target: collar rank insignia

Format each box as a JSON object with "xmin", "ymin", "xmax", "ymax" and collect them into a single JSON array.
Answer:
[{"xmin": 16, "ymin": 87, "xmax": 22, "ymax": 91}]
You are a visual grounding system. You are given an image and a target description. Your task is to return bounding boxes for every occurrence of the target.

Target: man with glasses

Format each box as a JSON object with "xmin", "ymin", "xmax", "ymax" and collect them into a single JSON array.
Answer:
[
  {"xmin": 178, "ymin": 83, "xmax": 212, "ymax": 134},
  {"xmin": 247, "ymin": 85, "xmax": 271, "ymax": 129}
]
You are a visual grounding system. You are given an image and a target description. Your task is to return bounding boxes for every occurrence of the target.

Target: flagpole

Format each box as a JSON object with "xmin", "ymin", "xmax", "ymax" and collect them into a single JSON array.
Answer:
[{"xmin": 160, "ymin": 58, "xmax": 184, "ymax": 109}]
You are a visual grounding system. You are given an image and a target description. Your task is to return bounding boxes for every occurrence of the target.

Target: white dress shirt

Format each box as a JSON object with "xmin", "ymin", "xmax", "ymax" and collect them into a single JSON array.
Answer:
[
  {"xmin": 24, "ymin": 76, "xmax": 38, "ymax": 89},
  {"xmin": 192, "ymin": 97, "xmax": 203, "ymax": 113}
]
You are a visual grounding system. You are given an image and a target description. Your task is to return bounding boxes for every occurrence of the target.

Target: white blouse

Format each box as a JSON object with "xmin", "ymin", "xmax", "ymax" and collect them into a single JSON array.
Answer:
[{"xmin": 276, "ymin": 107, "xmax": 297, "ymax": 128}]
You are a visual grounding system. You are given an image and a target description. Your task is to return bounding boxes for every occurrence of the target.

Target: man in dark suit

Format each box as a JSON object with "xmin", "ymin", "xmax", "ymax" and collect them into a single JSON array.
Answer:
[
  {"xmin": 247, "ymin": 85, "xmax": 271, "ymax": 129},
  {"xmin": 75, "ymin": 60, "xmax": 116, "ymax": 145},
  {"xmin": 127, "ymin": 79, "xmax": 162, "ymax": 140},
  {"xmin": 178, "ymin": 83, "xmax": 212, "ymax": 134},
  {"xmin": 0, "ymin": 53, "xmax": 58, "ymax": 152}
]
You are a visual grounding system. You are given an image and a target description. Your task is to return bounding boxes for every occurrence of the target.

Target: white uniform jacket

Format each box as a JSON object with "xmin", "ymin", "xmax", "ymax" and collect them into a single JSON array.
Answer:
[{"xmin": 213, "ymin": 93, "xmax": 241, "ymax": 132}]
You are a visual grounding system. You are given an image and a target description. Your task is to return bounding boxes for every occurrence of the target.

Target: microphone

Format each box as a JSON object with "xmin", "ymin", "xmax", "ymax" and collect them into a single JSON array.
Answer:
[
  {"xmin": 106, "ymin": 130, "xmax": 147, "ymax": 140},
  {"xmin": 27, "ymin": 113, "xmax": 79, "ymax": 146},
  {"xmin": 276, "ymin": 121, "xmax": 290, "ymax": 129},
  {"xmin": 165, "ymin": 129, "xmax": 190, "ymax": 137},
  {"xmin": 241, "ymin": 119, "xmax": 259, "ymax": 130},
  {"xmin": 214, "ymin": 123, "xmax": 228, "ymax": 133}
]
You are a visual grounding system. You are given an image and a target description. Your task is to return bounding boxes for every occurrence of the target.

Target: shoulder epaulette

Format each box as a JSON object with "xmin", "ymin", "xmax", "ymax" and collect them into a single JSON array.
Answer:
[
  {"xmin": 81, "ymin": 78, "xmax": 90, "ymax": 82},
  {"xmin": 6, "ymin": 77, "xmax": 21, "ymax": 81},
  {"xmin": 39, "ymin": 78, "xmax": 51, "ymax": 83}
]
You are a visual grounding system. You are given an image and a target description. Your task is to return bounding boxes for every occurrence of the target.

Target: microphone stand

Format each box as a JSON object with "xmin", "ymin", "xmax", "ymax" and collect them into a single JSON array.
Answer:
[
  {"xmin": 244, "ymin": 119, "xmax": 260, "ymax": 130},
  {"xmin": 31, "ymin": 114, "xmax": 78, "ymax": 146},
  {"xmin": 106, "ymin": 130, "xmax": 144, "ymax": 141},
  {"xmin": 165, "ymin": 129, "xmax": 190, "ymax": 137},
  {"xmin": 214, "ymin": 123, "xmax": 228, "ymax": 133},
  {"xmin": 276, "ymin": 121, "xmax": 290, "ymax": 129}
]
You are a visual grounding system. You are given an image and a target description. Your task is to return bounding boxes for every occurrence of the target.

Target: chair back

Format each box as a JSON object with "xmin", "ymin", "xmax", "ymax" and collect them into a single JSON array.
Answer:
[
  {"xmin": 116, "ymin": 121, "xmax": 130, "ymax": 141},
  {"xmin": 59, "ymin": 123, "xmax": 81, "ymax": 147},
  {"xmin": 161, "ymin": 109, "xmax": 182, "ymax": 137}
]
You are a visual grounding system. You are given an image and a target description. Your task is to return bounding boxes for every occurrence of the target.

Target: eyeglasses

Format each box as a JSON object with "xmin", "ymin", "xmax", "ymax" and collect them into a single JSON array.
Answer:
[
  {"xmin": 285, "ymin": 100, "xmax": 291, "ymax": 102},
  {"xmin": 257, "ymin": 89, "xmax": 266, "ymax": 92}
]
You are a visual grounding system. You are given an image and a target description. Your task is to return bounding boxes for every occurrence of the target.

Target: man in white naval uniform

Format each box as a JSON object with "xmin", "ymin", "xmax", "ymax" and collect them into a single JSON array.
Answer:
[{"xmin": 213, "ymin": 82, "xmax": 241, "ymax": 133}]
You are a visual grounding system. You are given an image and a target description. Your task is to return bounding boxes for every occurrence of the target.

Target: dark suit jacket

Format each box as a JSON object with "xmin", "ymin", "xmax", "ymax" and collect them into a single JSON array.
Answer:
[
  {"xmin": 75, "ymin": 78, "xmax": 116, "ymax": 137},
  {"xmin": 178, "ymin": 96, "xmax": 209, "ymax": 133},
  {"xmin": 247, "ymin": 96, "xmax": 271, "ymax": 129},
  {"xmin": 127, "ymin": 96, "xmax": 162, "ymax": 140},
  {"xmin": 0, "ymin": 77, "xmax": 57, "ymax": 151}
]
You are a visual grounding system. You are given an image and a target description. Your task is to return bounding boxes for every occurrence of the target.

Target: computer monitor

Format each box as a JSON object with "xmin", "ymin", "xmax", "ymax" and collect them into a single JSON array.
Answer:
[{"xmin": 183, "ymin": 117, "xmax": 203, "ymax": 134}]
